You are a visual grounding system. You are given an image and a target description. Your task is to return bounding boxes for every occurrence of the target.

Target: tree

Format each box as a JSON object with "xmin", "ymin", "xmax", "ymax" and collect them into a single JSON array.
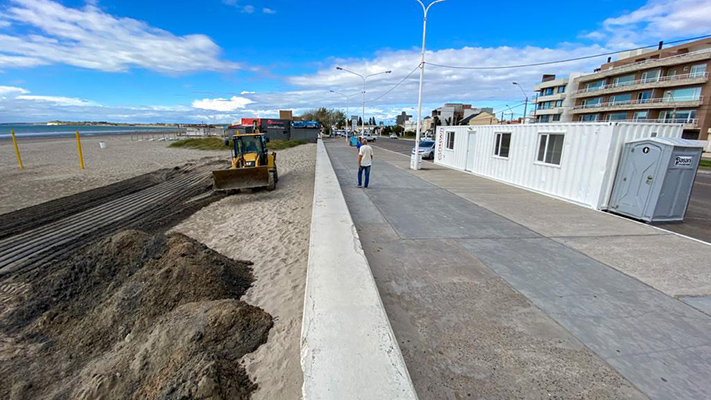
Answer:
[
  {"xmin": 358, "ymin": 116, "xmax": 363, "ymax": 126},
  {"xmin": 300, "ymin": 108, "xmax": 346, "ymax": 135}
]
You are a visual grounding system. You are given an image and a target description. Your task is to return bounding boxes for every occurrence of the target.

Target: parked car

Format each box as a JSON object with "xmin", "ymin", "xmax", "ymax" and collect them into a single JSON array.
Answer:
[
  {"xmin": 389, "ymin": 134, "xmax": 399, "ymax": 139},
  {"xmin": 361, "ymin": 133, "xmax": 377, "ymax": 142},
  {"xmin": 412, "ymin": 140, "xmax": 436, "ymax": 160}
]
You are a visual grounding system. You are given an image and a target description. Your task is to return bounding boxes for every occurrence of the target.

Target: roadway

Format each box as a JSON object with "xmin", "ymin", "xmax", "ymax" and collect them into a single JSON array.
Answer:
[{"xmin": 371, "ymin": 137, "xmax": 711, "ymax": 244}]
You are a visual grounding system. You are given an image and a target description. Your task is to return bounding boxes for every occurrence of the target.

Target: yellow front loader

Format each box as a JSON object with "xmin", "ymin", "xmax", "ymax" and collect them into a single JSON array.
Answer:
[{"xmin": 212, "ymin": 133, "xmax": 278, "ymax": 191}]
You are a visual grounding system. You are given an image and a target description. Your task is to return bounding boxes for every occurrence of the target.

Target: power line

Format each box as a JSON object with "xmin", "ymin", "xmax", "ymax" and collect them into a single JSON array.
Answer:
[
  {"xmin": 426, "ymin": 34, "xmax": 711, "ymax": 70},
  {"xmin": 366, "ymin": 63, "xmax": 422, "ymax": 102}
]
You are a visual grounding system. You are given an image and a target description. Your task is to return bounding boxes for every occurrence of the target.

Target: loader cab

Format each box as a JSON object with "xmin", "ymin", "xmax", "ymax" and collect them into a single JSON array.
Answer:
[{"xmin": 227, "ymin": 134, "xmax": 270, "ymax": 167}]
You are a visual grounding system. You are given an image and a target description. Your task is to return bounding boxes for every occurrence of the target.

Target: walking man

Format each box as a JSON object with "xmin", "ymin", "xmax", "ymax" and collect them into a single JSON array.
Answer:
[{"xmin": 358, "ymin": 138, "xmax": 373, "ymax": 188}]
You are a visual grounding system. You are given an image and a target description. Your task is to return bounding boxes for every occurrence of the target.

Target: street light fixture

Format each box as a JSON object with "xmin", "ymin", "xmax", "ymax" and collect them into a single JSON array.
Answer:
[
  {"xmin": 512, "ymin": 82, "xmax": 529, "ymax": 124},
  {"xmin": 335, "ymin": 67, "xmax": 392, "ymax": 134},
  {"xmin": 412, "ymin": 0, "xmax": 445, "ymax": 170},
  {"xmin": 330, "ymin": 89, "xmax": 357, "ymax": 144}
]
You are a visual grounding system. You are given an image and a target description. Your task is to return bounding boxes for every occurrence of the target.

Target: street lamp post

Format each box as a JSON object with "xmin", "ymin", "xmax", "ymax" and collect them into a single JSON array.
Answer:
[
  {"xmin": 512, "ymin": 82, "xmax": 529, "ymax": 124},
  {"xmin": 336, "ymin": 67, "xmax": 391, "ymax": 135},
  {"xmin": 505, "ymin": 104, "xmax": 514, "ymax": 122},
  {"xmin": 413, "ymin": 0, "xmax": 445, "ymax": 170},
  {"xmin": 331, "ymin": 89, "xmax": 356, "ymax": 144}
]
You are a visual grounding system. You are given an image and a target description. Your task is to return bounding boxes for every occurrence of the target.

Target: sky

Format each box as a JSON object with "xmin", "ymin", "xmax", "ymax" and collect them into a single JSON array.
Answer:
[{"xmin": 1, "ymin": 0, "xmax": 711, "ymax": 124}]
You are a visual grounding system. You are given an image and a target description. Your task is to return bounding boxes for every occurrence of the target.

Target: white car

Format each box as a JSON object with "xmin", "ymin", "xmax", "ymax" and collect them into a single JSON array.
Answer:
[
  {"xmin": 389, "ymin": 134, "xmax": 398, "ymax": 139},
  {"xmin": 361, "ymin": 133, "xmax": 377, "ymax": 142}
]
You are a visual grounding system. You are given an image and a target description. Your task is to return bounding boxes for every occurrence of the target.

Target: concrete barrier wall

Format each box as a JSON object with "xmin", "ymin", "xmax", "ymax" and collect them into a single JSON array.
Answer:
[{"xmin": 301, "ymin": 141, "xmax": 418, "ymax": 400}]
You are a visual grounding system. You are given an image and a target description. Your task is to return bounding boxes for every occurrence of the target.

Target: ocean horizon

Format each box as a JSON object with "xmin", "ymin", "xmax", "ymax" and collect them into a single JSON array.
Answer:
[{"xmin": 0, "ymin": 123, "xmax": 183, "ymax": 139}]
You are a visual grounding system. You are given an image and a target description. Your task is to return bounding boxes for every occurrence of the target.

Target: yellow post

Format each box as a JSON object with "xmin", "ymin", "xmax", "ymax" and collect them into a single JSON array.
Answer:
[
  {"xmin": 75, "ymin": 130, "xmax": 85, "ymax": 170},
  {"xmin": 11, "ymin": 130, "xmax": 23, "ymax": 170}
]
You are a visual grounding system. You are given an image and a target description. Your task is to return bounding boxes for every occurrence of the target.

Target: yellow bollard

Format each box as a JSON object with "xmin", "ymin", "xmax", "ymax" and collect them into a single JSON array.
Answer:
[
  {"xmin": 11, "ymin": 130, "xmax": 23, "ymax": 170},
  {"xmin": 75, "ymin": 130, "xmax": 85, "ymax": 170}
]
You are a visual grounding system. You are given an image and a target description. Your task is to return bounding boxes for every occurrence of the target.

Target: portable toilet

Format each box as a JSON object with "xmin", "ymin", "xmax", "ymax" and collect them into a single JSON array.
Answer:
[{"xmin": 609, "ymin": 137, "xmax": 704, "ymax": 223}]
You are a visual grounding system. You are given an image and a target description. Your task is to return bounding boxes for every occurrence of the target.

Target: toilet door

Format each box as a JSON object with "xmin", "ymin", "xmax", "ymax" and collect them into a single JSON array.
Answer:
[{"xmin": 613, "ymin": 143, "xmax": 662, "ymax": 218}]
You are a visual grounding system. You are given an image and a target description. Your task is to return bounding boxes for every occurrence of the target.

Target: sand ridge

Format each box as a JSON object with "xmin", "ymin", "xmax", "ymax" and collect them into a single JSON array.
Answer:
[{"xmin": 174, "ymin": 143, "xmax": 316, "ymax": 399}]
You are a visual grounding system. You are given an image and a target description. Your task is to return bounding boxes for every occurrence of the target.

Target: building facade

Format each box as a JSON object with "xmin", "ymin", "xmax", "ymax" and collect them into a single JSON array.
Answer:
[
  {"xmin": 571, "ymin": 38, "xmax": 711, "ymax": 140},
  {"xmin": 432, "ymin": 103, "xmax": 494, "ymax": 126},
  {"xmin": 532, "ymin": 73, "xmax": 584, "ymax": 123}
]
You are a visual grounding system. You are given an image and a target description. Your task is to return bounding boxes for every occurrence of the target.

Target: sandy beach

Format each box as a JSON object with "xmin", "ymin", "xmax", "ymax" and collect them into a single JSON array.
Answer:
[
  {"xmin": 174, "ymin": 143, "xmax": 316, "ymax": 399},
  {"xmin": 0, "ymin": 135, "xmax": 230, "ymax": 215},
  {"xmin": 1, "ymin": 135, "xmax": 316, "ymax": 398}
]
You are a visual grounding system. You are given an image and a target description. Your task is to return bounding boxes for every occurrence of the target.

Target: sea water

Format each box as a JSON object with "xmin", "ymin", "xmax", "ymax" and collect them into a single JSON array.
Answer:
[{"xmin": 0, "ymin": 123, "xmax": 181, "ymax": 139}]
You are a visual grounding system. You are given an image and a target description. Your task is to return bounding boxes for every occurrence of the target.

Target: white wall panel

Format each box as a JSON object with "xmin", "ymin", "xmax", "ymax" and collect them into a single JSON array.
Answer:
[{"xmin": 434, "ymin": 122, "xmax": 683, "ymax": 209}]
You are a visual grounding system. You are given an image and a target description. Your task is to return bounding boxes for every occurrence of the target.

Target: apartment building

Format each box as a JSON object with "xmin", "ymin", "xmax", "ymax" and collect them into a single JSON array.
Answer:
[
  {"xmin": 571, "ymin": 38, "xmax": 711, "ymax": 140},
  {"xmin": 432, "ymin": 103, "xmax": 494, "ymax": 126},
  {"xmin": 532, "ymin": 73, "xmax": 585, "ymax": 123}
]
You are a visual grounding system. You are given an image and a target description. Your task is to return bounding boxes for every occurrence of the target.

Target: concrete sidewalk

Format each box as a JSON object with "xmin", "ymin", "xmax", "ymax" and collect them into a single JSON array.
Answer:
[{"xmin": 325, "ymin": 140, "xmax": 711, "ymax": 400}]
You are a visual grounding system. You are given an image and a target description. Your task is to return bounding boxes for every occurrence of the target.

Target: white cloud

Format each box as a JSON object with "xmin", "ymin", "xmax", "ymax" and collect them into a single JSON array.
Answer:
[
  {"xmin": 590, "ymin": 0, "xmax": 711, "ymax": 46},
  {"xmin": 0, "ymin": 86, "xmax": 29, "ymax": 95},
  {"xmin": 0, "ymin": 0, "xmax": 239, "ymax": 74},
  {"xmin": 263, "ymin": 7, "xmax": 277, "ymax": 14},
  {"xmin": 16, "ymin": 95, "xmax": 100, "ymax": 107},
  {"xmin": 192, "ymin": 96, "xmax": 254, "ymax": 112},
  {"xmin": 240, "ymin": 90, "xmax": 256, "ymax": 95},
  {"xmin": 241, "ymin": 5, "xmax": 255, "ymax": 14}
]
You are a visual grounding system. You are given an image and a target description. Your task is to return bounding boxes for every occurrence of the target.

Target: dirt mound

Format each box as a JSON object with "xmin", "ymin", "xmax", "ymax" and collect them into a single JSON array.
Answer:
[{"xmin": 0, "ymin": 230, "xmax": 272, "ymax": 400}]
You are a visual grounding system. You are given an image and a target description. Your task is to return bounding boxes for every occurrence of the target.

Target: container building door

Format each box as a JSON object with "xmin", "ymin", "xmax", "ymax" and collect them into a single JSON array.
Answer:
[
  {"xmin": 612, "ymin": 143, "xmax": 662, "ymax": 218},
  {"xmin": 465, "ymin": 132, "xmax": 476, "ymax": 172}
]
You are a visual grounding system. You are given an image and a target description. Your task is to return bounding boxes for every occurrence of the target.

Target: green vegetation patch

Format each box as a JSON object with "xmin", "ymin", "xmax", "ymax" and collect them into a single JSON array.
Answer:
[
  {"xmin": 700, "ymin": 159, "xmax": 711, "ymax": 169},
  {"xmin": 169, "ymin": 137, "xmax": 307, "ymax": 151}
]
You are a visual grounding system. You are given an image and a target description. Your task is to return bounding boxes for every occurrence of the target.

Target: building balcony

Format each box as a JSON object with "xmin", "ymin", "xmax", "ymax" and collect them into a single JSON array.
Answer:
[
  {"xmin": 533, "ymin": 92, "xmax": 566, "ymax": 103},
  {"xmin": 533, "ymin": 107, "xmax": 564, "ymax": 115},
  {"xmin": 609, "ymin": 118, "xmax": 699, "ymax": 129},
  {"xmin": 576, "ymin": 48, "xmax": 711, "ymax": 83},
  {"xmin": 572, "ymin": 72, "xmax": 709, "ymax": 98},
  {"xmin": 571, "ymin": 96, "xmax": 703, "ymax": 114}
]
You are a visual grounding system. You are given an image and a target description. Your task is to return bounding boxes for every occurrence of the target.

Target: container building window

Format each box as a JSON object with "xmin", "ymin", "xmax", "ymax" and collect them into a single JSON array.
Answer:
[
  {"xmin": 446, "ymin": 131, "xmax": 455, "ymax": 150},
  {"xmin": 494, "ymin": 133, "xmax": 511, "ymax": 158},
  {"xmin": 537, "ymin": 133, "xmax": 565, "ymax": 165}
]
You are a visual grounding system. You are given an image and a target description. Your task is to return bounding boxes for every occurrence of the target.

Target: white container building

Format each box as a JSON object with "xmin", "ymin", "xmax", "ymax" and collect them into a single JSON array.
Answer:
[{"xmin": 434, "ymin": 122, "xmax": 684, "ymax": 210}]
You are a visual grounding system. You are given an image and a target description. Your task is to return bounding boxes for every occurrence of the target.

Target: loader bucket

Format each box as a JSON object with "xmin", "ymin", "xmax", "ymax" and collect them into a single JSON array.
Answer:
[{"xmin": 212, "ymin": 167, "xmax": 270, "ymax": 191}]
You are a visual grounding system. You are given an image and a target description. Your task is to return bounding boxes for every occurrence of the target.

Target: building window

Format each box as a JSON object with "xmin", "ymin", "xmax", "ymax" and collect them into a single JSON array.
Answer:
[
  {"xmin": 542, "ymin": 87, "xmax": 554, "ymax": 96},
  {"xmin": 637, "ymin": 91, "xmax": 653, "ymax": 103},
  {"xmin": 633, "ymin": 111, "xmax": 649, "ymax": 121},
  {"xmin": 494, "ymin": 133, "xmax": 511, "ymax": 158},
  {"xmin": 585, "ymin": 80, "xmax": 605, "ymax": 91},
  {"xmin": 539, "ymin": 115, "xmax": 550, "ymax": 123},
  {"xmin": 612, "ymin": 74, "xmax": 636, "ymax": 87},
  {"xmin": 446, "ymin": 131, "xmax": 455, "ymax": 150},
  {"xmin": 610, "ymin": 93, "xmax": 632, "ymax": 105},
  {"xmin": 579, "ymin": 114, "xmax": 600, "ymax": 122},
  {"xmin": 581, "ymin": 97, "xmax": 603, "ymax": 108},
  {"xmin": 537, "ymin": 133, "xmax": 565, "ymax": 165},
  {"xmin": 641, "ymin": 69, "xmax": 661, "ymax": 83},
  {"xmin": 552, "ymin": 114, "xmax": 561, "ymax": 122},
  {"xmin": 664, "ymin": 87, "xmax": 701, "ymax": 102},
  {"xmin": 557, "ymin": 85, "xmax": 566, "ymax": 93},
  {"xmin": 606, "ymin": 112, "xmax": 628, "ymax": 121},
  {"xmin": 555, "ymin": 100, "xmax": 563, "ymax": 107},
  {"xmin": 660, "ymin": 110, "xmax": 697, "ymax": 123},
  {"xmin": 690, "ymin": 64, "xmax": 707, "ymax": 78}
]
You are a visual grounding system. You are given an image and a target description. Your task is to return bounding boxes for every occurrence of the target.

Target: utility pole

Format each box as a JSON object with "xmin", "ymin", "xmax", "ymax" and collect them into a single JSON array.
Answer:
[{"xmin": 412, "ymin": 0, "xmax": 445, "ymax": 170}]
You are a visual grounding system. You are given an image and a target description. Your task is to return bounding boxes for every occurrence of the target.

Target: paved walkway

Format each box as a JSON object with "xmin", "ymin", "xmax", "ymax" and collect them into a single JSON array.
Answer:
[{"xmin": 325, "ymin": 140, "xmax": 711, "ymax": 400}]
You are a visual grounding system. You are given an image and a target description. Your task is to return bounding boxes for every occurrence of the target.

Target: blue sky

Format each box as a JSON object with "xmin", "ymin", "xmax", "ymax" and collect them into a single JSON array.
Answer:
[{"xmin": 1, "ymin": 0, "xmax": 710, "ymax": 123}]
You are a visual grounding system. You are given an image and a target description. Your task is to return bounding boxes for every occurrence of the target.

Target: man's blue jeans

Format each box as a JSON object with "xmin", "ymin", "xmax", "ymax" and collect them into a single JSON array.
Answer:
[{"xmin": 358, "ymin": 165, "xmax": 371, "ymax": 188}]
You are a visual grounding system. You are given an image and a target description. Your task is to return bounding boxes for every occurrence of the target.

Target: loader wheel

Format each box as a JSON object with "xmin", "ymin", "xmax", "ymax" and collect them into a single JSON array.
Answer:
[{"xmin": 267, "ymin": 171, "xmax": 277, "ymax": 191}]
